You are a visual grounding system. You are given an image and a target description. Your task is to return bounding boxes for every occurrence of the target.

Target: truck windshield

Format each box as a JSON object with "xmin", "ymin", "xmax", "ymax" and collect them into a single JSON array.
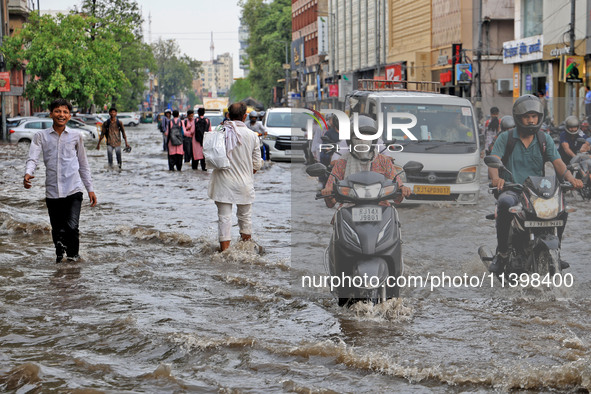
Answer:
[
  {"xmin": 380, "ymin": 103, "xmax": 476, "ymax": 144},
  {"xmin": 267, "ymin": 112, "xmax": 308, "ymax": 128}
]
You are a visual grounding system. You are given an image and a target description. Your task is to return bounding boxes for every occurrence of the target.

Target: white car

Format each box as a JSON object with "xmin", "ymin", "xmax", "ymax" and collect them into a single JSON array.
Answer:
[
  {"xmin": 8, "ymin": 118, "xmax": 97, "ymax": 144},
  {"xmin": 117, "ymin": 112, "xmax": 140, "ymax": 127},
  {"xmin": 261, "ymin": 108, "xmax": 307, "ymax": 162}
]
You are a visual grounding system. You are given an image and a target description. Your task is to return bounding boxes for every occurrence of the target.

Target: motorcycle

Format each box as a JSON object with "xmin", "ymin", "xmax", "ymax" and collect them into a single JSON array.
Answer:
[
  {"xmin": 306, "ymin": 161, "xmax": 423, "ymax": 306},
  {"xmin": 479, "ymin": 156, "xmax": 574, "ymax": 280},
  {"xmin": 567, "ymin": 154, "xmax": 591, "ymax": 201}
]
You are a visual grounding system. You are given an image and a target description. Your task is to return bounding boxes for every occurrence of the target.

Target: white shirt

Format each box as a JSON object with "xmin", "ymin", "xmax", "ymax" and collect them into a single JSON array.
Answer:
[
  {"xmin": 208, "ymin": 121, "xmax": 262, "ymax": 204},
  {"xmin": 25, "ymin": 127, "xmax": 94, "ymax": 199}
]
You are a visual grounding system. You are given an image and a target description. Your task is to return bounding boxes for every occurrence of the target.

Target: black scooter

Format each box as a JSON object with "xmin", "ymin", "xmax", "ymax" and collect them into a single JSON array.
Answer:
[
  {"xmin": 306, "ymin": 161, "xmax": 423, "ymax": 306},
  {"xmin": 479, "ymin": 156, "xmax": 574, "ymax": 279}
]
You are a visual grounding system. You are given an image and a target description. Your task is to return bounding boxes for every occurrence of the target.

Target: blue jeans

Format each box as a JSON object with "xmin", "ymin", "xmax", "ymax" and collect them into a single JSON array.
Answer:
[{"xmin": 107, "ymin": 145, "xmax": 121, "ymax": 167}]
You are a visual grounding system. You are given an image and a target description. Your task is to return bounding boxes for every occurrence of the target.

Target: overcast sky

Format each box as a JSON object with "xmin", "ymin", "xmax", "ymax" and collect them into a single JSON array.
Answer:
[{"xmin": 42, "ymin": 0, "xmax": 244, "ymax": 77}]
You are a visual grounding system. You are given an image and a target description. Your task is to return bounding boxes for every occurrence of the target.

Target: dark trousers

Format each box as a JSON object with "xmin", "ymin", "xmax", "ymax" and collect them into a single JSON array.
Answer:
[
  {"xmin": 183, "ymin": 137, "xmax": 193, "ymax": 163},
  {"xmin": 496, "ymin": 191, "xmax": 567, "ymax": 252},
  {"xmin": 46, "ymin": 192, "xmax": 83, "ymax": 258},
  {"xmin": 586, "ymin": 103, "xmax": 591, "ymax": 123},
  {"xmin": 191, "ymin": 157, "xmax": 206, "ymax": 170},
  {"xmin": 168, "ymin": 154, "xmax": 183, "ymax": 171}
]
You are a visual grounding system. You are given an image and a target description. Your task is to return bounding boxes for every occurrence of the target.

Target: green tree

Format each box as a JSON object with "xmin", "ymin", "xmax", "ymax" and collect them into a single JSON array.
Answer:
[
  {"xmin": 240, "ymin": 0, "xmax": 290, "ymax": 106},
  {"xmin": 79, "ymin": 0, "xmax": 156, "ymax": 111},
  {"xmin": 152, "ymin": 38, "xmax": 202, "ymax": 109},
  {"xmin": 0, "ymin": 12, "xmax": 125, "ymax": 110},
  {"xmin": 229, "ymin": 78, "xmax": 252, "ymax": 102}
]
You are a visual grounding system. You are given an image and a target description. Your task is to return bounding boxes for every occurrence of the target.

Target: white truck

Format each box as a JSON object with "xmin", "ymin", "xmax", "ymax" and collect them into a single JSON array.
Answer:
[{"xmin": 345, "ymin": 81, "xmax": 480, "ymax": 204}]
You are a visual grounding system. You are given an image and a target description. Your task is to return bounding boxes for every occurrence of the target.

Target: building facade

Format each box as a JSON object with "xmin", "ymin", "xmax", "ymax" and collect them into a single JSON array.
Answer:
[
  {"xmin": 201, "ymin": 53, "xmax": 233, "ymax": 97},
  {"xmin": 504, "ymin": 0, "xmax": 590, "ymax": 123}
]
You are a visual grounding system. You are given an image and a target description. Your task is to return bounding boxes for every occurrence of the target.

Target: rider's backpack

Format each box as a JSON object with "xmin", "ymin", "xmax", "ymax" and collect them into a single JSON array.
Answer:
[
  {"xmin": 502, "ymin": 129, "xmax": 550, "ymax": 174},
  {"xmin": 168, "ymin": 119, "xmax": 183, "ymax": 146},
  {"xmin": 195, "ymin": 116, "xmax": 210, "ymax": 144}
]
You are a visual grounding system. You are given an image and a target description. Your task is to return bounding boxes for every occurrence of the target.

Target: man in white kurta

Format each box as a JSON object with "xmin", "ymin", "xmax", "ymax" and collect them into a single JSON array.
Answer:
[{"xmin": 208, "ymin": 102, "xmax": 263, "ymax": 251}]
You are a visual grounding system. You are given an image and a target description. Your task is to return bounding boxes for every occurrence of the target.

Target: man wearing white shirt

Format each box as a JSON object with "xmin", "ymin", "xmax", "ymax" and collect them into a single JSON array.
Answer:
[
  {"xmin": 208, "ymin": 102, "xmax": 262, "ymax": 252},
  {"xmin": 23, "ymin": 98, "xmax": 97, "ymax": 263}
]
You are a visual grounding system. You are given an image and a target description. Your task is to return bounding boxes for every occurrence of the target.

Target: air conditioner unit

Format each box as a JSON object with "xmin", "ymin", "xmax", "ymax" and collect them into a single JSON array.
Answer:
[{"xmin": 497, "ymin": 78, "xmax": 513, "ymax": 93}]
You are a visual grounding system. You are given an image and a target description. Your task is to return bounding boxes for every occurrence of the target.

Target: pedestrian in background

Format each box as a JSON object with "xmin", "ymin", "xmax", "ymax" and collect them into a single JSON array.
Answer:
[
  {"xmin": 585, "ymin": 86, "xmax": 591, "ymax": 124},
  {"xmin": 192, "ymin": 107, "xmax": 210, "ymax": 171},
  {"xmin": 160, "ymin": 109, "xmax": 172, "ymax": 151},
  {"xmin": 23, "ymin": 98, "xmax": 97, "ymax": 263},
  {"xmin": 165, "ymin": 110, "xmax": 185, "ymax": 171},
  {"xmin": 208, "ymin": 102, "xmax": 262, "ymax": 252},
  {"xmin": 96, "ymin": 107, "xmax": 130, "ymax": 169},
  {"xmin": 183, "ymin": 110, "xmax": 195, "ymax": 164}
]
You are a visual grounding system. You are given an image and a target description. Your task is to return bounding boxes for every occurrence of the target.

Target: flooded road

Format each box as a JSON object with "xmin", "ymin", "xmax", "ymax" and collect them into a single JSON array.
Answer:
[{"xmin": 1, "ymin": 123, "xmax": 590, "ymax": 392}]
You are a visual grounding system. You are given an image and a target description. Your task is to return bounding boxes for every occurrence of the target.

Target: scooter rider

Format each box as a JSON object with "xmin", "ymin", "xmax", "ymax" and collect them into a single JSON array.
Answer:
[
  {"xmin": 488, "ymin": 94, "xmax": 583, "ymax": 274},
  {"xmin": 321, "ymin": 115, "xmax": 412, "ymax": 207},
  {"xmin": 487, "ymin": 115, "xmax": 515, "ymax": 154},
  {"xmin": 558, "ymin": 115, "xmax": 587, "ymax": 165}
]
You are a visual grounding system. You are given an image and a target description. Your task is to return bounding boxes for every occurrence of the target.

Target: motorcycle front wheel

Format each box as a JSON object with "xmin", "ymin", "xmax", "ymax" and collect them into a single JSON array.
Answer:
[{"xmin": 536, "ymin": 249, "xmax": 562, "ymax": 276}]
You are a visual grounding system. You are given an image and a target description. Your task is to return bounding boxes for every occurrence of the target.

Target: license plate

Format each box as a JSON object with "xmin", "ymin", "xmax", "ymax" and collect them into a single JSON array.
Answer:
[
  {"xmin": 524, "ymin": 220, "xmax": 564, "ymax": 228},
  {"xmin": 413, "ymin": 185, "xmax": 451, "ymax": 195},
  {"xmin": 352, "ymin": 207, "xmax": 382, "ymax": 222}
]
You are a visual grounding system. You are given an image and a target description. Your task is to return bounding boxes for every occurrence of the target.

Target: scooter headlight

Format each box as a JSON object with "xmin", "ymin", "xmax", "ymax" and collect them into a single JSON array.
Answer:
[
  {"xmin": 337, "ymin": 185, "xmax": 358, "ymax": 198},
  {"xmin": 352, "ymin": 183, "xmax": 382, "ymax": 199},
  {"xmin": 531, "ymin": 188, "xmax": 560, "ymax": 219}
]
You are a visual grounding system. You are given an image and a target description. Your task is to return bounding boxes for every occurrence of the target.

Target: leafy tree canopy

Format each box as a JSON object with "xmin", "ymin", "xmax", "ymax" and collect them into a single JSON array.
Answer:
[
  {"xmin": 1, "ymin": 11, "xmax": 126, "ymax": 110},
  {"xmin": 152, "ymin": 38, "xmax": 202, "ymax": 109},
  {"xmin": 240, "ymin": 0, "xmax": 290, "ymax": 106}
]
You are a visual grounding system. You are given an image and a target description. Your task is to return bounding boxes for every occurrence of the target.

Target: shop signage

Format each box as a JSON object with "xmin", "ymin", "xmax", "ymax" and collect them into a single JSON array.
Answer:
[
  {"xmin": 385, "ymin": 63, "xmax": 406, "ymax": 81},
  {"xmin": 503, "ymin": 35, "xmax": 543, "ymax": 64},
  {"xmin": 0, "ymin": 72, "xmax": 10, "ymax": 92},
  {"xmin": 455, "ymin": 64, "xmax": 472, "ymax": 84},
  {"xmin": 559, "ymin": 55, "xmax": 584, "ymax": 83},
  {"xmin": 550, "ymin": 46, "xmax": 570, "ymax": 57}
]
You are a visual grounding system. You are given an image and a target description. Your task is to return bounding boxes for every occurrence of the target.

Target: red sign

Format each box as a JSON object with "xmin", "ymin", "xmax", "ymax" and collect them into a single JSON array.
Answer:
[
  {"xmin": 439, "ymin": 70, "xmax": 452, "ymax": 86},
  {"xmin": 0, "ymin": 72, "xmax": 10, "ymax": 92},
  {"xmin": 385, "ymin": 64, "xmax": 403, "ymax": 81},
  {"xmin": 329, "ymin": 84, "xmax": 339, "ymax": 97}
]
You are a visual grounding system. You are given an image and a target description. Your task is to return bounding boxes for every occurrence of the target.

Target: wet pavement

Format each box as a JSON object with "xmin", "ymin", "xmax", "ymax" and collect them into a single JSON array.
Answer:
[{"xmin": 1, "ymin": 123, "xmax": 590, "ymax": 392}]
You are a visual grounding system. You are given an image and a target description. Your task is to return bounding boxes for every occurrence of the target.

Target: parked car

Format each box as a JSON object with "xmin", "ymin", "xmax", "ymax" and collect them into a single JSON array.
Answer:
[
  {"xmin": 6, "ymin": 116, "xmax": 38, "ymax": 129},
  {"xmin": 73, "ymin": 114, "xmax": 104, "ymax": 128},
  {"xmin": 261, "ymin": 108, "xmax": 307, "ymax": 162},
  {"xmin": 8, "ymin": 118, "xmax": 96, "ymax": 144},
  {"xmin": 117, "ymin": 112, "xmax": 140, "ymax": 126}
]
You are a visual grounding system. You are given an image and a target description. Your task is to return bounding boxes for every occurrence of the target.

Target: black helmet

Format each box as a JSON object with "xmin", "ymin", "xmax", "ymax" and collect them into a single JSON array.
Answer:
[
  {"xmin": 500, "ymin": 115, "xmax": 515, "ymax": 132},
  {"xmin": 348, "ymin": 115, "xmax": 378, "ymax": 162},
  {"xmin": 565, "ymin": 115, "xmax": 580, "ymax": 135},
  {"xmin": 512, "ymin": 94, "xmax": 544, "ymax": 135},
  {"xmin": 249, "ymin": 111, "xmax": 258, "ymax": 118}
]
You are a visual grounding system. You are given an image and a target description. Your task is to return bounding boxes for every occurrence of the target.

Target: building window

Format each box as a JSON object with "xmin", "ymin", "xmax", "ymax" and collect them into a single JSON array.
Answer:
[{"xmin": 523, "ymin": 0, "xmax": 542, "ymax": 37}]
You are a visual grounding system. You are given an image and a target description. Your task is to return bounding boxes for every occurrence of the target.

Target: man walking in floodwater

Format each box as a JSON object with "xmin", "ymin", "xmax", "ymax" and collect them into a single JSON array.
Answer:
[
  {"xmin": 23, "ymin": 98, "xmax": 97, "ymax": 263},
  {"xmin": 208, "ymin": 102, "xmax": 262, "ymax": 251}
]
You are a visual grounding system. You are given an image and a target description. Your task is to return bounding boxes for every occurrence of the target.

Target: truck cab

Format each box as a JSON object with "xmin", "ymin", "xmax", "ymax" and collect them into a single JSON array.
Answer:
[{"xmin": 345, "ymin": 82, "xmax": 480, "ymax": 204}]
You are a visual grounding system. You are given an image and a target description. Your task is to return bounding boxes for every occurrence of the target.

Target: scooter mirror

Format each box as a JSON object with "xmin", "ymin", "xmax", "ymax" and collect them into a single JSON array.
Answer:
[
  {"xmin": 403, "ymin": 161, "xmax": 423, "ymax": 175},
  {"xmin": 484, "ymin": 155, "xmax": 503, "ymax": 169},
  {"xmin": 306, "ymin": 163, "xmax": 328, "ymax": 177}
]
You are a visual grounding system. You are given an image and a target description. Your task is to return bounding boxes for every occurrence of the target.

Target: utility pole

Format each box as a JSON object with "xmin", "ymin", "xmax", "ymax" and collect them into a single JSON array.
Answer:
[
  {"xmin": 1, "ymin": 0, "xmax": 6, "ymax": 141},
  {"xmin": 568, "ymin": 0, "xmax": 575, "ymax": 116},
  {"xmin": 475, "ymin": 0, "xmax": 483, "ymax": 122}
]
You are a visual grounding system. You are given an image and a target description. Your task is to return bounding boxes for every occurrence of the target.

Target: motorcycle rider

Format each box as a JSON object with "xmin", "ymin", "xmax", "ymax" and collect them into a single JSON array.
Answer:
[
  {"xmin": 321, "ymin": 115, "xmax": 411, "ymax": 207},
  {"xmin": 558, "ymin": 115, "xmax": 587, "ymax": 165},
  {"xmin": 246, "ymin": 110, "xmax": 268, "ymax": 160},
  {"xmin": 488, "ymin": 94, "xmax": 583, "ymax": 274}
]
